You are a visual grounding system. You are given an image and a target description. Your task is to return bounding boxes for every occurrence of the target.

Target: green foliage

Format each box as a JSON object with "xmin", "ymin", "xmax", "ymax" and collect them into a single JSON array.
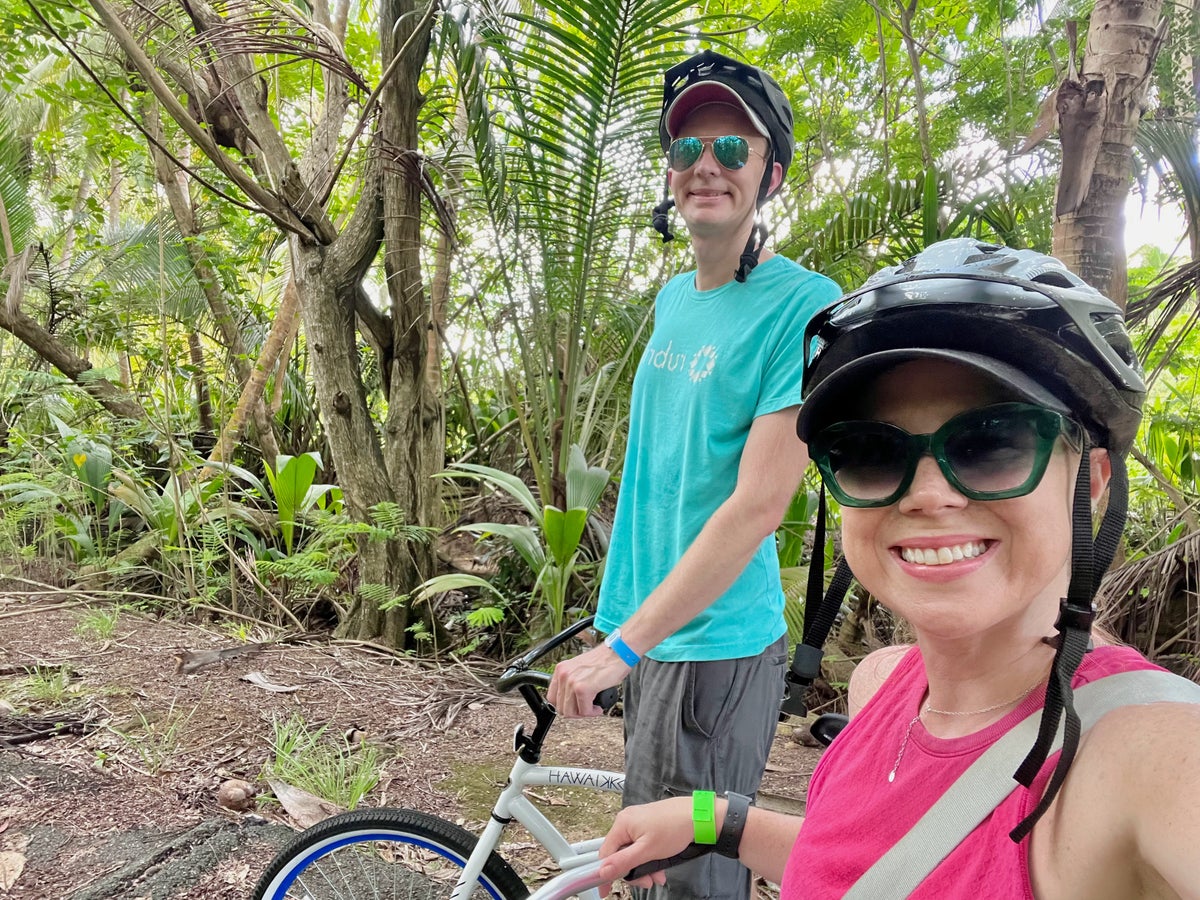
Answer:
[
  {"xmin": 111, "ymin": 705, "xmax": 197, "ymax": 776},
  {"xmin": 420, "ymin": 444, "xmax": 610, "ymax": 638},
  {"xmin": 75, "ymin": 605, "xmax": 124, "ymax": 640},
  {"xmin": 109, "ymin": 469, "xmax": 216, "ymax": 545},
  {"xmin": 440, "ymin": 0, "xmax": 710, "ymax": 494},
  {"xmin": 265, "ymin": 714, "xmax": 382, "ymax": 810},
  {"xmin": 6, "ymin": 666, "xmax": 75, "ymax": 707},
  {"xmin": 1, "ymin": 0, "xmax": 1196, "ymax": 662},
  {"xmin": 261, "ymin": 452, "xmax": 340, "ymax": 554}
]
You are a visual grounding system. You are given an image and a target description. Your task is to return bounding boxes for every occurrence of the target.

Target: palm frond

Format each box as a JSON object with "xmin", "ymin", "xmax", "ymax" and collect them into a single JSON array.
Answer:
[
  {"xmin": 191, "ymin": 0, "xmax": 369, "ymax": 91},
  {"xmin": 0, "ymin": 120, "xmax": 36, "ymax": 260},
  {"xmin": 447, "ymin": 0, "xmax": 706, "ymax": 496},
  {"xmin": 1126, "ymin": 258, "xmax": 1200, "ymax": 387},
  {"xmin": 1136, "ymin": 117, "xmax": 1200, "ymax": 248},
  {"xmin": 1098, "ymin": 530, "xmax": 1200, "ymax": 681}
]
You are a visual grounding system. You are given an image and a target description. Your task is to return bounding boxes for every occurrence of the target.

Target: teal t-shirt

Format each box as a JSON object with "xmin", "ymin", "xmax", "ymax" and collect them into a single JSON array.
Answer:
[{"xmin": 596, "ymin": 254, "xmax": 842, "ymax": 661}]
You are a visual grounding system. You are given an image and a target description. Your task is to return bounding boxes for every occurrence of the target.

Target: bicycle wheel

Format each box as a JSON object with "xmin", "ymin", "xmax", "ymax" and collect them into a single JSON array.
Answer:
[{"xmin": 254, "ymin": 807, "xmax": 531, "ymax": 900}]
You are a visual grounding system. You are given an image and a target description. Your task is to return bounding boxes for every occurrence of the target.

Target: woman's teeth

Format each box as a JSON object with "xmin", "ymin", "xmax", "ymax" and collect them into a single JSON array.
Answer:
[{"xmin": 900, "ymin": 541, "xmax": 987, "ymax": 566}]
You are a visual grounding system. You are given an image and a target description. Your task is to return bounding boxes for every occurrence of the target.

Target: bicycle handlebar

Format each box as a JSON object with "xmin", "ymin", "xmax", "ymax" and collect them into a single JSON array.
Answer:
[
  {"xmin": 625, "ymin": 842, "xmax": 712, "ymax": 880},
  {"xmin": 497, "ymin": 615, "xmax": 598, "ymax": 690},
  {"xmin": 496, "ymin": 615, "xmax": 618, "ymax": 713}
]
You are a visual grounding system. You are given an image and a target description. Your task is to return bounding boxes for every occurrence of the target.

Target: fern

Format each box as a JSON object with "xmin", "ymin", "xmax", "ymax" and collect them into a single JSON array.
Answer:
[
  {"xmin": 357, "ymin": 582, "xmax": 396, "ymax": 609},
  {"xmin": 256, "ymin": 550, "xmax": 338, "ymax": 587},
  {"xmin": 367, "ymin": 502, "xmax": 437, "ymax": 544},
  {"xmin": 466, "ymin": 605, "xmax": 506, "ymax": 628}
]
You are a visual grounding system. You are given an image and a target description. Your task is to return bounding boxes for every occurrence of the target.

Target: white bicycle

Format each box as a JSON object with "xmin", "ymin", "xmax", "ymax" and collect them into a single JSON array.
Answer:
[{"xmin": 253, "ymin": 617, "xmax": 708, "ymax": 900}]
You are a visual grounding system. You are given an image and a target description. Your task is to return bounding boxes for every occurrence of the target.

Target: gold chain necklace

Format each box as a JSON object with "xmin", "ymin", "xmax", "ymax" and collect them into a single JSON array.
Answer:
[{"xmin": 887, "ymin": 679, "xmax": 1043, "ymax": 783}]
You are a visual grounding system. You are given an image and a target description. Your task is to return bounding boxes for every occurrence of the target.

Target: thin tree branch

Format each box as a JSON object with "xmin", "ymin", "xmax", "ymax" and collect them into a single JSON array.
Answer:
[
  {"xmin": 24, "ymin": 0, "xmax": 280, "ymax": 226},
  {"xmin": 83, "ymin": 0, "xmax": 319, "ymax": 239}
]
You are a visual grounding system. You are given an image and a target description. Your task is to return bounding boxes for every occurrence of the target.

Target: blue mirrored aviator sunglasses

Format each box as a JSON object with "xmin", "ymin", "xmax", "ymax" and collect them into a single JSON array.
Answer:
[
  {"xmin": 667, "ymin": 135, "xmax": 763, "ymax": 172},
  {"xmin": 808, "ymin": 402, "xmax": 1083, "ymax": 508}
]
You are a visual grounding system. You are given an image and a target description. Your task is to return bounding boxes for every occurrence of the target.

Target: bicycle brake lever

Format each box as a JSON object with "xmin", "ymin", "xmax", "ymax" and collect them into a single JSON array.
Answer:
[{"xmin": 625, "ymin": 842, "xmax": 712, "ymax": 880}]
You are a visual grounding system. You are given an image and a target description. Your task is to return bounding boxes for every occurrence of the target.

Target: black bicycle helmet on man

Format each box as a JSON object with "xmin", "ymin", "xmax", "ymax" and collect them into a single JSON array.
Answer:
[{"xmin": 653, "ymin": 49, "xmax": 794, "ymax": 282}]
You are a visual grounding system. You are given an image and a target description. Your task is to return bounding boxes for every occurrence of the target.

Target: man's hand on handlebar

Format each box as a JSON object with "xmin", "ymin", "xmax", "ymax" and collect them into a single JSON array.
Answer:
[
  {"xmin": 547, "ymin": 644, "xmax": 631, "ymax": 718},
  {"xmin": 595, "ymin": 797, "xmax": 695, "ymax": 896}
]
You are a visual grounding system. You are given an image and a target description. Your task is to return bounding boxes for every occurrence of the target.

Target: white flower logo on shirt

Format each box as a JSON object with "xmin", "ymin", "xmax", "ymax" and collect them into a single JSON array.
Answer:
[{"xmin": 689, "ymin": 345, "xmax": 718, "ymax": 383}]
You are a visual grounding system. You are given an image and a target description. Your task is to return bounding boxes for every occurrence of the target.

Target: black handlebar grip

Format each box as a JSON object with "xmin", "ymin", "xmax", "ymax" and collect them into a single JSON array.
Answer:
[
  {"xmin": 625, "ymin": 843, "xmax": 712, "ymax": 880},
  {"xmin": 594, "ymin": 686, "xmax": 619, "ymax": 713},
  {"xmin": 810, "ymin": 712, "xmax": 849, "ymax": 747}
]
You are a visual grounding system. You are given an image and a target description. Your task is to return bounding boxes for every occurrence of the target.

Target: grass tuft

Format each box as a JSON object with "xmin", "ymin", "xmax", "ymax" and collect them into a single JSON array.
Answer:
[{"xmin": 264, "ymin": 713, "xmax": 383, "ymax": 809}]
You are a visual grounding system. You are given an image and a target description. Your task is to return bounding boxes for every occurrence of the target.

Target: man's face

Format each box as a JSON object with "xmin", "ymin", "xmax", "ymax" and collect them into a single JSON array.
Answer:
[{"xmin": 666, "ymin": 103, "xmax": 778, "ymax": 240}]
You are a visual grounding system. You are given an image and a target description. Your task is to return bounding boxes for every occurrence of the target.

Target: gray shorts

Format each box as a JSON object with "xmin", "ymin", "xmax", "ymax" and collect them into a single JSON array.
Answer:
[{"xmin": 622, "ymin": 636, "xmax": 787, "ymax": 900}]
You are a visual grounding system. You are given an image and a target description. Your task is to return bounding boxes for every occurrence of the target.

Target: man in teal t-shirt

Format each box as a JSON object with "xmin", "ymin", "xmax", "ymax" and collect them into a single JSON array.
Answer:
[{"xmin": 549, "ymin": 50, "xmax": 840, "ymax": 899}]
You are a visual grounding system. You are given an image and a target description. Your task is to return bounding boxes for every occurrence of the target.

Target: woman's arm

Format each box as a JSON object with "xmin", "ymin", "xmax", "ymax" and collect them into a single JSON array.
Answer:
[
  {"xmin": 596, "ymin": 795, "xmax": 804, "ymax": 891},
  {"xmin": 1121, "ymin": 702, "xmax": 1200, "ymax": 895}
]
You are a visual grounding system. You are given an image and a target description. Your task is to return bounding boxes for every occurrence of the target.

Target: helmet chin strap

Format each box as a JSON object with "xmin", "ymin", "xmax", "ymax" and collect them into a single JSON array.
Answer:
[
  {"xmin": 735, "ymin": 158, "xmax": 777, "ymax": 282},
  {"xmin": 653, "ymin": 154, "xmax": 777, "ymax": 280},
  {"xmin": 652, "ymin": 179, "xmax": 675, "ymax": 242},
  {"xmin": 1009, "ymin": 438, "xmax": 1129, "ymax": 843},
  {"xmin": 653, "ymin": 189, "xmax": 766, "ymax": 283},
  {"xmin": 735, "ymin": 218, "xmax": 768, "ymax": 283}
]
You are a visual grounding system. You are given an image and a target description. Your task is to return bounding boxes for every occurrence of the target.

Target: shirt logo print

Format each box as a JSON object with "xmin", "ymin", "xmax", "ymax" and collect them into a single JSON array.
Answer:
[{"xmin": 689, "ymin": 345, "xmax": 717, "ymax": 382}]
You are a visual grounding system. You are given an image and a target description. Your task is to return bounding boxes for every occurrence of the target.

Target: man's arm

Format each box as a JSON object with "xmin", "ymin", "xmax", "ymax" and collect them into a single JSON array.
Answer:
[{"xmin": 548, "ymin": 405, "xmax": 809, "ymax": 716}]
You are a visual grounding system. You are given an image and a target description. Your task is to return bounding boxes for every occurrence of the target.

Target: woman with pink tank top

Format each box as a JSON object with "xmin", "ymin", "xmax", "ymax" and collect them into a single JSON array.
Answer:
[{"xmin": 593, "ymin": 239, "xmax": 1200, "ymax": 899}]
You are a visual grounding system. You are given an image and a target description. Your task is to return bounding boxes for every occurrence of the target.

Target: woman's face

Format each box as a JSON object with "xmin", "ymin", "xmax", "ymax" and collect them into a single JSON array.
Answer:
[{"xmin": 837, "ymin": 359, "xmax": 1110, "ymax": 642}]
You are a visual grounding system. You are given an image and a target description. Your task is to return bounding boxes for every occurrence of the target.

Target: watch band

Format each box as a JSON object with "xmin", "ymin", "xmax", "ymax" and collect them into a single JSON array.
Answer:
[
  {"xmin": 692, "ymin": 790, "xmax": 718, "ymax": 844},
  {"xmin": 603, "ymin": 627, "xmax": 640, "ymax": 666},
  {"xmin": 716, "ymin": 791, "xmax": 752, "ymax": 859}
]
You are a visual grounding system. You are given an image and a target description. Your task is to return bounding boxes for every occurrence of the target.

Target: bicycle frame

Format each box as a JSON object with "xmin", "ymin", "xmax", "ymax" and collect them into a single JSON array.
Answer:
[
  {"xmin": 450, "ymin": 617, "xmax": 625, "ymax": 900},
  {"xmin": 450, "ymin": 752, "xmax": 625, "ymax": 900}
]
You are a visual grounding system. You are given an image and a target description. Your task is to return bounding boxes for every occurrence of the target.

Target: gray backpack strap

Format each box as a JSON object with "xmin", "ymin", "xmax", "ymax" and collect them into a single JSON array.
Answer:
[{"xmin": 843, "ymin": 669, "xmax": 1200, "ymax": 900}]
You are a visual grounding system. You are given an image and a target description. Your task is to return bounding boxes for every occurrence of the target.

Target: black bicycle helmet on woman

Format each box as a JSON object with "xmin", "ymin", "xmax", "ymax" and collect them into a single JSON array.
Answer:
[
  {"xmin": 787, "ymin": 238, "xmax": 1147, "ymax": 841},
  {"xmin": 652, "ymin": 49, "xmax": 795, "ymax": 282}
]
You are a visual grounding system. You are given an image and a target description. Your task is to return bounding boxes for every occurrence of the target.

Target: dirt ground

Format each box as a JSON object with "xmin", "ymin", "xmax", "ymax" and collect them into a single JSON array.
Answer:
[{"xmin": 0, "ymin": 593, "xmax": 823, "ymax": 899}]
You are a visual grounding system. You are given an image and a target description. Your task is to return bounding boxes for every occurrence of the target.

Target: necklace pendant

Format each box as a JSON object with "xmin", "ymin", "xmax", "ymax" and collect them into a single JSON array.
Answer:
[{"xmin": 888, "ymin": 769, "xmax": 897, "ymax": 783}]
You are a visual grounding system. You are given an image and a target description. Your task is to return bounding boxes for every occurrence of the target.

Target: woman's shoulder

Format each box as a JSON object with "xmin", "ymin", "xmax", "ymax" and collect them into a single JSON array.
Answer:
[
  {"xmin": 1082, "ymin": 690, "xmax": 1200, "ymax": 768},
  {"xmin": 847, "ymin": 644, "xmax": 916, "ymax": 716},
  {"xmin": 1041, "ymin": 697, "xmax": 1200, "ymax": 897}
]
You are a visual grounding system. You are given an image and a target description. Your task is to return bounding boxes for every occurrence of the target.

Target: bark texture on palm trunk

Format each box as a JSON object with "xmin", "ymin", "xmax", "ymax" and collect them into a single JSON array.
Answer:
[{"xmin": 1053, "ymin": 0, "xmax": 1165, "ymax": 306}]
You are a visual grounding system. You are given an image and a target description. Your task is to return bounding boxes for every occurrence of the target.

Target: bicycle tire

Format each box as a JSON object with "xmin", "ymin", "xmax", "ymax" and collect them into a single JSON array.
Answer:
[{"xmin": 253, "ymin": 807, "xmax": 531, "ymax": 900}]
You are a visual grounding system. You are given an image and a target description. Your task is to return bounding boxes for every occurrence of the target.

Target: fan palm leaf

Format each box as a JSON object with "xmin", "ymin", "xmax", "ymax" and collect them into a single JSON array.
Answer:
[
  {"xmin": 446, "ymin": 0, "xmax": 723, "ymax": 502},
  {"xmin": 1136, "ymin": 117, "xmax": 1200, "ymax": 255}
]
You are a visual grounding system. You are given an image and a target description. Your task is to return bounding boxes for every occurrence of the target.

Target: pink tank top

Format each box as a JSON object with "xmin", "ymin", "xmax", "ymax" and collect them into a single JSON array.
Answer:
[{"xmin": 780, "ymin": 644, "xmax": 1162, "ymax": 899}]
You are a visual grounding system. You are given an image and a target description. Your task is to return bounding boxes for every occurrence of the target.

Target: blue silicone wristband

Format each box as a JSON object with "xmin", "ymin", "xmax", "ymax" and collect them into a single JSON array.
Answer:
[{"xmin": 605, "ymin": 630, "xmax": 640, "ymax": 666}]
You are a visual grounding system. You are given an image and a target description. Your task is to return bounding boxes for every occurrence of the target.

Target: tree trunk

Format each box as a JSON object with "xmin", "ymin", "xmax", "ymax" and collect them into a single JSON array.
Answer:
[
  {"xmin": 87, "ymin": 0, "xmax": 446, "ymax": 648},
  {"xmin": 209, "ymin": 276, "xmax": 298, "ymax": 466},
  {"xmin": 333, "ymin": 0, "xmax": 443, "ymax": 644},
  {"xmin": 1052, "ymin": 0, "xmax": 1165, "ymax": 305},
  {"xmin": 187, "ymin": 331, "xmax": 214, "ymax": 437}
]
